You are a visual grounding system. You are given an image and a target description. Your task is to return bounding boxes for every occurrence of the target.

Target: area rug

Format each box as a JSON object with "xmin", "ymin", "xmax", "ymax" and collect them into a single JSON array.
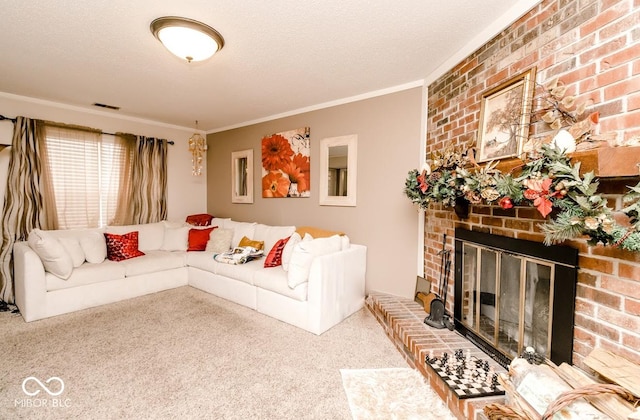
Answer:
[{"xmin": 340, "ymin": 368, "xmax": 456, "ymax": 420}]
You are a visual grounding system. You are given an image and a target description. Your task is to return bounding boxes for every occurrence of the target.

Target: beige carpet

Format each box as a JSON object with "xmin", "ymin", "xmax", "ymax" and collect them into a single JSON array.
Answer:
[
  {"xmin": 0, "ymin": 286, "xmax": 424, "ymax": 419},
  {"xmin": 341, "ymin": 368, "xmax": 456, "ymax": 420}
]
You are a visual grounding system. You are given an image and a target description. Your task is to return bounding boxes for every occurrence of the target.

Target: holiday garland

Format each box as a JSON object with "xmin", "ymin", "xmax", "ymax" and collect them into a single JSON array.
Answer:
[{"xmin": 404, "ymin": 144, "xmax": 640, "ymax": 251}]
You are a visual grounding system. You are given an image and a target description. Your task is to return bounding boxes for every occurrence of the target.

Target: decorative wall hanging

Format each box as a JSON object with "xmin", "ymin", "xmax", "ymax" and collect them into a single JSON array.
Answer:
[
  {"xmin": 188, "ymin": 121, "xmax": 207, "ymax": 176},
  {"xmin": 476, "ymin": 67, "xmax": 536, "ymax": 162},
  {"xmin": 261, "ymin": 127, "xmax": 310, "ymax": 198}
]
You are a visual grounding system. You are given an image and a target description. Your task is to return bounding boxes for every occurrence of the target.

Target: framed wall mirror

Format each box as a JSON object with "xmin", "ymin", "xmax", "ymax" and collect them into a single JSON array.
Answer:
[
  {"xmin": 231, "ymin": 149, "xmax": 253, "ymax": 203},
  {"xmin": 319, "ymin": 135, "xmax": 357, "ymax": 206}
]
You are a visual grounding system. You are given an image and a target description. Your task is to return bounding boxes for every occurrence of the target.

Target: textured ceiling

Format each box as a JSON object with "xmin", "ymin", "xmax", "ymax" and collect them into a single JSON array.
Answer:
[{"xmin": 0, "ymin": 1, "xmax": 537, "ymax": 132}]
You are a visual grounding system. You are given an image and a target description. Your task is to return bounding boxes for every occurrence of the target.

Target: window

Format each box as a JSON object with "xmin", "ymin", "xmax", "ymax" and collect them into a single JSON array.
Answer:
[{"xmin": 44, "ymin": 125, "xmax": 129, "ymax": 229}]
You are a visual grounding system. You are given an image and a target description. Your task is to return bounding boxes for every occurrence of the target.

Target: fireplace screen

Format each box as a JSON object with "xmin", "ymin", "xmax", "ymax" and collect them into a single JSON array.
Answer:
[{"xmin": 454, "ymin": 228, "xmax": 578, "ymax": 367}]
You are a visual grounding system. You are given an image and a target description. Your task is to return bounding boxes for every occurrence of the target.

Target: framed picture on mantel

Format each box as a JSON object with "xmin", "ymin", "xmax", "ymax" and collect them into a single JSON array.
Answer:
[{"xmin": 476, "ymin": 67, "xmax": 536, "ymax": 163}]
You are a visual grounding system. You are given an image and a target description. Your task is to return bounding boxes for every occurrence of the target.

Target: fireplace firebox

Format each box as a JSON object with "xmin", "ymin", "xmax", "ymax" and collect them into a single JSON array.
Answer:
[{"xmin": 454, "ymin": 228, "xmax": 578, "ymax": 368}]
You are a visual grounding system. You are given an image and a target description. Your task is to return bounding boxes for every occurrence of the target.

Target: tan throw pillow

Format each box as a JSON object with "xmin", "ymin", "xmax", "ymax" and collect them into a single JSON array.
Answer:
[
  {"xmin": 295, "ymin": 226, "xmax": 345, "ymax": 238},
  {"xmin": 238, "ymin": 236, "xmax": 264, "ymax": 251}
]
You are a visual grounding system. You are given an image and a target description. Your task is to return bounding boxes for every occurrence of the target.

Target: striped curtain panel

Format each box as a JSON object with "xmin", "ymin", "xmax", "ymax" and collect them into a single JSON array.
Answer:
[
  {"xmin": 0, "ymin": 117, "xmax": 48, "ymax": 303},
  {"xmin": 117, "ymin": 135, "xmax": 168, "ymax": 225}
]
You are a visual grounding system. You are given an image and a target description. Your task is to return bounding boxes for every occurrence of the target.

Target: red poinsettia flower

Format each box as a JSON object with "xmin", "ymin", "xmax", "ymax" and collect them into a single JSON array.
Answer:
[
  {"xmin": 499, "ymin": 196, "xmax": 513, "ymax": 209},
  {"xmin": 262, "ymin": 134, "xmax": 294, "ymax": 171},
  {"xmin": 523, "ymin": 178, "xmax": 558, "ymax": 217},
  {"xmin": 416, "ymin": 170, "xmax": 429, "ymax": 193},
  {"xmin": 262, "ymin": 171, "xmax": 291, "ymax": 197}
]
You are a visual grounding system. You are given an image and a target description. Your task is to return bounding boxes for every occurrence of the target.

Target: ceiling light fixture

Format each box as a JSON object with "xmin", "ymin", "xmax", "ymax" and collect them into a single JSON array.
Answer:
[{"xmin": 150, "ymin": 16, "xmax": 224, "ymax": 63}]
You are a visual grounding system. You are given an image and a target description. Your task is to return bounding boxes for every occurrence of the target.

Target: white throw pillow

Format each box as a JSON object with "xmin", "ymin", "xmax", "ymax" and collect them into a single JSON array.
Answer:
[
  {"xmin": 281, "ymin": 232, "xmax": 301, "ymax": 272},
  {"xmin": 59, "ymin": 237, "xmax": 86, "ymax": 268},
  {"xmin": 80, "ymin": 231, "xmax": 107, "ymax": 263},
  {"xmin": 161, "ymin": 226, "xmax": 189, "ymax": 251},
  {"xmin": 287, "ymin": 235, "xmax": 342, "ymax": 289},
  {"xmin": 28, "ymin": 229, "xmax": 73, "ymax": 279},
  {"xmin": 206, "ymin": 228, "xmax": 233, "ymax": 253}
]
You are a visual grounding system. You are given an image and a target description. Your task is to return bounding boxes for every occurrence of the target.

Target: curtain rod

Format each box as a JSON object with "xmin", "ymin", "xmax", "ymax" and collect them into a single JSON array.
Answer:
[
  {"xmin": 103, "ymin": 131, "xmax": 175, "ymax": 145},
  {"xmin": 0, "ymin": 114, "xmax": 175, "ymax": 145}
]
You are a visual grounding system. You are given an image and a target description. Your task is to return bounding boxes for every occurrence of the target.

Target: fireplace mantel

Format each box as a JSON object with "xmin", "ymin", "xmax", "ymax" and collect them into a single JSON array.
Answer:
[{"xmin": 491, "ymin": 146, "xmax": 640, "ymax": 178}]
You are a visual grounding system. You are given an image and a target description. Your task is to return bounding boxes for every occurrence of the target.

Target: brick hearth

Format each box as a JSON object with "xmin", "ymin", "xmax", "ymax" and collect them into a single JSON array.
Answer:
[{"xmin": 366, "ymin": 292, "xmax": 506, "ymax": 420}]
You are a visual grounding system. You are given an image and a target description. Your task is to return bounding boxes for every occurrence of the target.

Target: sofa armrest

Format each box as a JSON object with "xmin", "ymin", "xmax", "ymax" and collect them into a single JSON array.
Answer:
[
  {"xmin": 306, "ymin": 244, "xmax": 367, "ymax": 334},
  {"xmin": 13, "ymin": 241, "xmax": 48, "ymax": 321}
]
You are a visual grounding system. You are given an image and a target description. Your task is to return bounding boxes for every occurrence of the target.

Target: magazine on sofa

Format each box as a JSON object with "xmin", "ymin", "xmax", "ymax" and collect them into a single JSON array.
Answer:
[{"xmin": 214, "ymin": 246, "xmax": 264, "ymax": 265}]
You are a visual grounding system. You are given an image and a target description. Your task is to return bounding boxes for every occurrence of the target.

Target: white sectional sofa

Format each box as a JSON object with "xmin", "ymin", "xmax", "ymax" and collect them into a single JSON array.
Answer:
[{"xmin": 13, "ymin": 219, "xmax": 367, "ymax": 335}]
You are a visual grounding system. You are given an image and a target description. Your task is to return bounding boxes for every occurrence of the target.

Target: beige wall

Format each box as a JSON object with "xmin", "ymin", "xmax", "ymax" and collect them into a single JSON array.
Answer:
[
  {"xmin": 0, "ymin": 94, "xmax": 207, "ymax": 222},
  {"xmin": 207, "ymin": 87, "xmax": 423, "ymax": 297}
]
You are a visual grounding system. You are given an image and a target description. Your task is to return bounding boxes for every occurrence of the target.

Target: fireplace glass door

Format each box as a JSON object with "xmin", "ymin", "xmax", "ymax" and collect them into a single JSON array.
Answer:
[
  {"xmin": 460, "ymin": 244, "xmax": 554, "ymax": 361},
  {"xmin": 455, "ymin": 228, "xmax": 576, "ymax": 367}
]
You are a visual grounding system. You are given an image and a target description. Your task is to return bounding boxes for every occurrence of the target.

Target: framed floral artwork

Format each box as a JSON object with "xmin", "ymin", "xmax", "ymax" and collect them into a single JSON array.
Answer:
[
  {"xmin": 261, "ymin": 127, "xmax": 310, "ymax": 198},
  {"xmin": 476, "ymin": 67, "xmax": 537, "ymax": 163}
]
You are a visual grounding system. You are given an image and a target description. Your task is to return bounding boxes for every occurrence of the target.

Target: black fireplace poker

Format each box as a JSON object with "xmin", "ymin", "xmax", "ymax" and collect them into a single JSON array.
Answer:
[{"xmin": 425, "ymin": 234, "xmax": 454, "ymax": 330}]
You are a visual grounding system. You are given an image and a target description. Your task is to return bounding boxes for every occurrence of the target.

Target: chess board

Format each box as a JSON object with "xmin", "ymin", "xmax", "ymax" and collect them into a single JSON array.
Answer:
[{"xmin": 426, "ymin": 355, "xmax": 505, "ymax": 399}]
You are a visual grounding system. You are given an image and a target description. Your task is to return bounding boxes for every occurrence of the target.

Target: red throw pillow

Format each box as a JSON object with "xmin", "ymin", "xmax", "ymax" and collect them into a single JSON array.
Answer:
[
  {"xmin": 185, "ymin": 213, "xmax": 214, "ymax": 226},
  {"xmin": 188, "ymin": 227, "xmax": 216, "ymax": 251},
  {"xmin": 264, "ymin": 236, "xmax": 290, "ymax": 268},
  {"xmin": 104, "ymin": 231, "xmax": 145, "ymax": 262}
]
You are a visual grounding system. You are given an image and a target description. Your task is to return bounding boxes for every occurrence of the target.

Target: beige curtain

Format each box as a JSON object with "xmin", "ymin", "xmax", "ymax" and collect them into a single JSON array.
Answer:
[
  {"xmin": 114, "ymin": 134, "xmax": 167, "ymax": 225},
  {"xmin": 0, "ymin": 117, "xmax": 53, "ymax": 303},
  {"xmin": 43, "ymin": 123, "xmax": 103, "ymax": 229}
]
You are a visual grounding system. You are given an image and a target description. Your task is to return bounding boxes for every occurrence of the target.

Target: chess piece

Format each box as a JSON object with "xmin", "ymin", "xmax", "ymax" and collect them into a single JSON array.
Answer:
[
  {"xmin": 483, "ymin": 360, "xmax": 490, "ymax": 372},
  {"xmin": 466, "ymin": 349, "xmax": 471, "ymax": 363},
  {"xmin": 491, "ymin": 373, "xmax": 499, "ymax": 389}
]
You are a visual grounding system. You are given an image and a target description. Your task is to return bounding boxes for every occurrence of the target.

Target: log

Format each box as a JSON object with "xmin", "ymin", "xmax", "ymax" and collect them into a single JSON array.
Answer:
[
  {"xmin": 498, "ymin": 373, "xmax": 541, "ymax": 420},
  {"xmin": 548, "ymin": 361, "xmax": 634, "ymax": 420},
  {"xmin": 584, "ymin": 349, "xmax": 640, "ymax": 399}
]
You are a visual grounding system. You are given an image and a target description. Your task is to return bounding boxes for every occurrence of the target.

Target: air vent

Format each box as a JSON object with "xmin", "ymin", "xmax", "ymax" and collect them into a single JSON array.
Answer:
[{"xmin": 92, "ymin": 103, "xmax": 120, "ymax": 110}]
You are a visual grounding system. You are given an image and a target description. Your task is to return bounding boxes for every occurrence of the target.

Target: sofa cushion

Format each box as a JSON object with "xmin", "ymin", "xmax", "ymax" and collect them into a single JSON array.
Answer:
[
  {"xmin": 225, "ymin": 220, "xmax": 257, "ymax": 248},
  {"xmin": 46, "ymin": 260, "xmax": 127, "ymax": 291},
  {"xmin": 187, "ymin": 227, "xmax": 216, "ymax": 251},
  {"xmin": 104, "ymin": 232, "xmax": 145, "ymax": 262},
  {"xmin": 253, "ymin": 224, "xmax": 296, "ymax": 255},
  {"xmin": 254, "ymin": 267, "xmax": 308, "ymax": 302},
  {"xmin": 105, "ymin": 222, "xmax": 165, "ymax": 251},
  {"xmin": 214, "ymin": 258, "xmax": 263, "ymax": 285},
  {"xmin": 161, "ymin": 226, "xmax": 189, "ymax": 251},
  {"xmin": 59, "ymin": 237, "xmax": 86, "ymax": 268},
  {"xmin": 264, "ymin": 236, "xmax": 290, "ymax": 268},
  {"xmin": 206, "ymin": 228, "xmax": 233, "ymax": 253},
  {"xmin": 186, "ymin": 251, "xmax": 220, "ymax": 273},
  {"xmin": 120, "ymin": 250, "xmax": 186, "ymax": 277},
  {"xmin": 80, "ymin": 231, "xmax": 107, "ymax": 263},
  {"xmin": 28, "ymin": 229, "xmax": 74, "ymax": 279},
  {"xmin": 287, "ymin": 235, "xmax": 342, "ymax": 289},
  {"xmin": 211, "ymin": 217, "xmax": 230, "ymax": 229}
]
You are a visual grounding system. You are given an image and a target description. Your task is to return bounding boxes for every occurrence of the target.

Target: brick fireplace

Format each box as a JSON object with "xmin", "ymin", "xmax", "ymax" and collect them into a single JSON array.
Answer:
[{"xmin": 424, "ymin": 0, "xmax": 640, "ymax": 371}]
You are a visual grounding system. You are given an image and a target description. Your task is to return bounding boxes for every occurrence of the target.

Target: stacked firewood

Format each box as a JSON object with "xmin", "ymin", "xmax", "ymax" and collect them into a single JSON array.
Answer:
[{"xmin": 484, "ymin": 348, "xmax": 640, "ymax": 420}]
